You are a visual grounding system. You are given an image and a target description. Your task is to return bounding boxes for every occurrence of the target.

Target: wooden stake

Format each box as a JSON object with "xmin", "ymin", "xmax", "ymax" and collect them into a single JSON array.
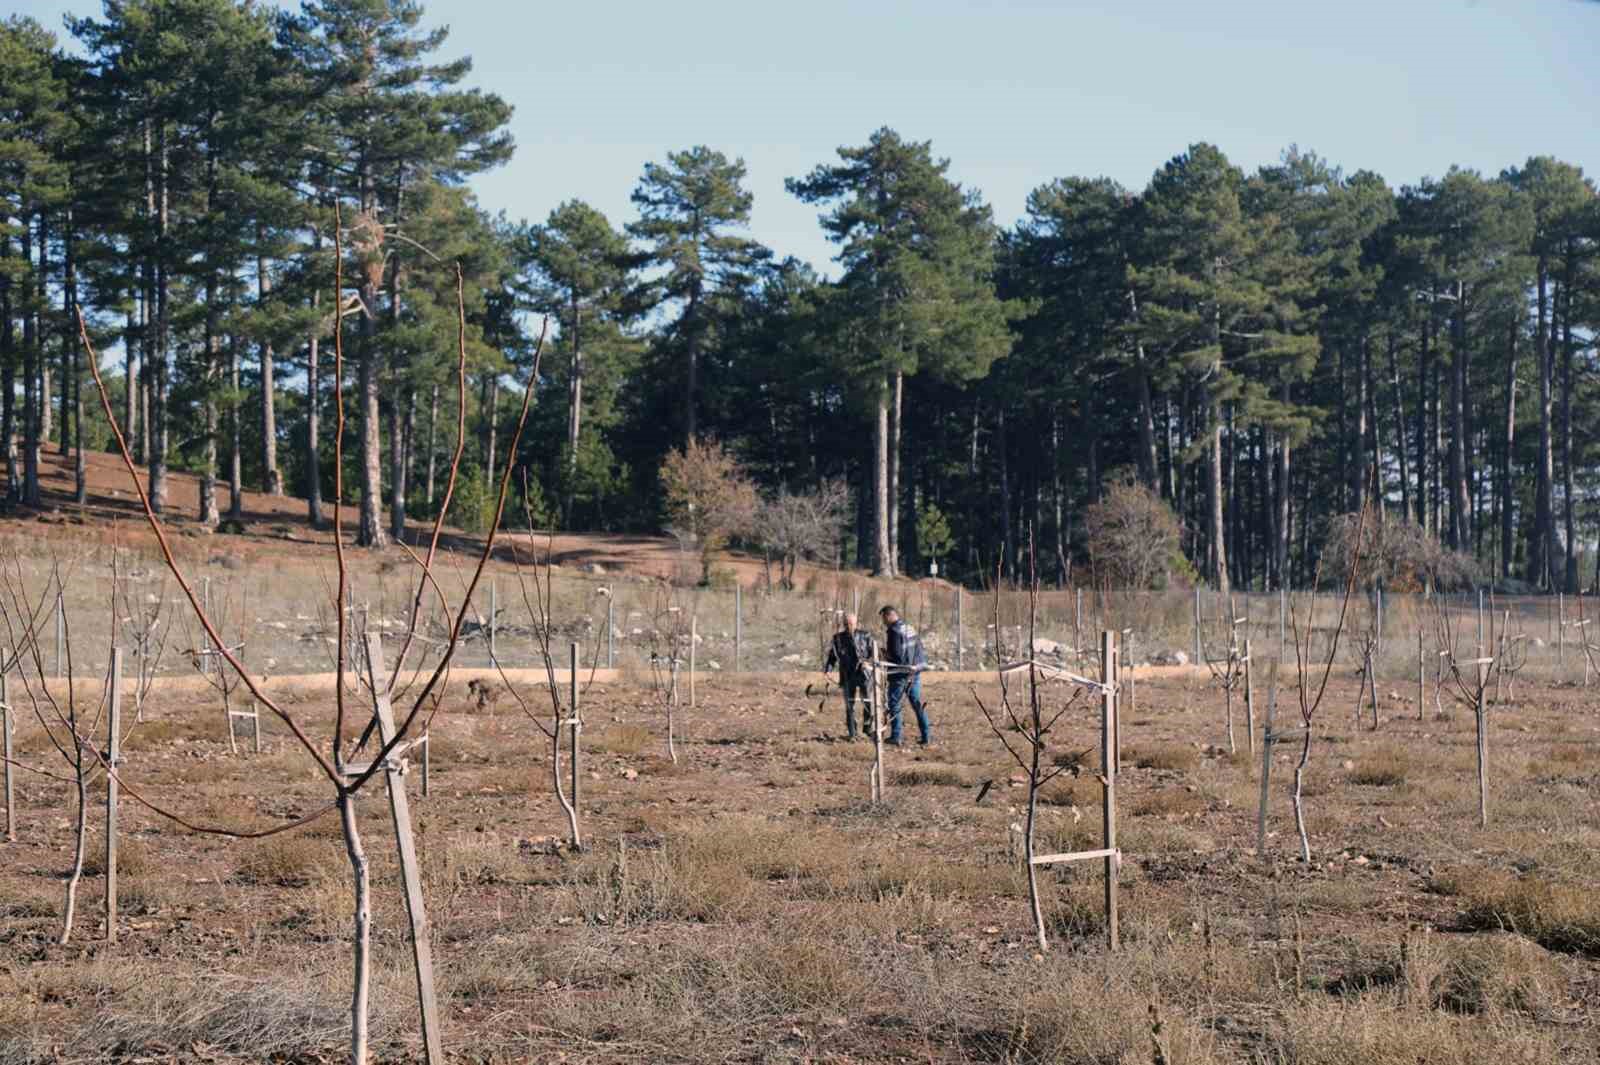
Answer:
[
  {"xmin": 105, "ymin": 648, "xmax": 122, "ymax": 942},
  {"xmin": 1256, "ymin": 679, "xmax": 1278, "ymax": 857},
  {"xmin": 689, "ymin": 615, "xmax": 696, "ymax": 708},
  {"xmin": 359, "ymin": 634, "xmax": 443, "ymax": 1065},
  {"xmin": 734, "ymin": 584, "xmax": 742, "ymax": 672},
  {"xmin": 1417, "ymin": 629, "xmax": 1425, "ymax": 721},
  {"xmin": 1101, "ymin": 629, "xmax": 1120, "ymax": 951},
  {"xmin": 1244, "ymin": 638, "xmax": 1255, "ymax": 755},
  {"xmin": 2, "ymin": 667, "xmax": 14, "ymax": 843}
]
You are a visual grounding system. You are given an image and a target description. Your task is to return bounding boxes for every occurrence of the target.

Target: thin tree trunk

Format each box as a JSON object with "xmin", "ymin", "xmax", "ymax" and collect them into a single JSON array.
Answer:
[
  {"xmin": 1210, "ymin": 395, "xmax": 1229, "ymax": 593},
  {"xmin": 1501, "ymin": 317, "xmax": 1518, "ymax": 581},
  {"xmin": 1533, "ymin": 264, "xmax": 1556, "ymax": 587},
  {"xmin": 258, "ymin": 243, "xmax": 282, "ymax": 494},
  {"xmin": 338, "ymin": 792, "xmax": 372, "ymax": 1065},
  {"xmin": 22, "ymin": 214, "xmax": 41, "ymax": 507},
  {"xmin": 566, "ymin": 297, "xmax": 581, "ymax": 525},
  {"xmin": 306, "ymin": 294, "xmax": 323, "ymax": 525},
  {"xmin": 1388, "ymin": 332, "xmax": 1410, "ymax": 528},
  {"xmin": 889, "ymin": 371, "xmax": 903, "ymax": 576},
  {"xmin": 425, "ymin": 382, "xmax": 438, "ymax": 510},
  {"xmin": 228, "ymin": 339, "xmax": 243, "ymax": 520},
  {"xmin": 1415, "ymin": 315, "xmax": 1430, "ymax": 530},
  {"xmin": 1352, "ymin": 341, "xmax": 1367, "ymax": 510},
  {"xmin": 123, "ymin": 297, "xmax": 138, "ymax": 469},
  {"xmin": 1560, "ymin": 256, "xmax": 1577, "ymax": 593},
  {"xmin": 1449, "ymin": 284, "xmax": 1470, "ymax": 552},
  {"xmin": 60, "ymin": 751, "xmax": 87, "ymax": 945},
  {"xmin": 149, "ymin": 126, "xmax": 170, "ymax": 516},
  {"xmin": 873, "ymin": 378, "xmax": 891, "ymax": 577},
  {"xmin": 1, "ymin": 237, "xmax": 16, "ymax": 502}
]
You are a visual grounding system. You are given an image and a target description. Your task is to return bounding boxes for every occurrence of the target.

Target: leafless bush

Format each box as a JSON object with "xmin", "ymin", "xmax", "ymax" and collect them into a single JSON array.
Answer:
[
  {"xmin": 757, "ymin": 479, "xmax": 847, "ymax": 590},
  {"xmin": 660, "ymin": 438, "xmax": 760, "ymax": 585},
  {"xmin": 1085, "ymin": 479, "xmax": 1183, "ymax": 590},
  {"xmin": 1323, "ymin": 510, "xmax": 1478, "ymax": 593}
]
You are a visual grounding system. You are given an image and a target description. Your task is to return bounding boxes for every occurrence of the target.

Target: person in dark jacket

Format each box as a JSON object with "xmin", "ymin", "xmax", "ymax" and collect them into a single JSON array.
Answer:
[
  {"xmin": 823, "ymin": 613, "xmax": 876, "ymax": 740},
  {"xmin": 879, "ymin": 605, "xmax": 931, "ymax": 746}
]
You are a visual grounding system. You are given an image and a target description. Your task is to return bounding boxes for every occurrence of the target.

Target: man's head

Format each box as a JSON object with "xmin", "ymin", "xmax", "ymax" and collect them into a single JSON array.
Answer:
[
  {"xmin": 879, "ymin": 605, "xmax": 899, "ymax": 626},
  {"xmin": 843, "ymin": 612, "xmax": 858, "ymax": 633}
]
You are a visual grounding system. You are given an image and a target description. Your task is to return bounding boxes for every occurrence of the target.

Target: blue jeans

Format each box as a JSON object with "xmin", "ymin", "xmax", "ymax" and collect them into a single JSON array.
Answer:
[{"xmin": 886, "ymin": 676, "xmax": 930, "ymax": 744}]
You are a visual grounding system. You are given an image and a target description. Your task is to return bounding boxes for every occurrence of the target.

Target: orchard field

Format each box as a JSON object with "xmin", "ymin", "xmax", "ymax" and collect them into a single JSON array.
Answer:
[{"xmin": 3, "ymin": 661, "xmax": 1597, "ymax": 1064}]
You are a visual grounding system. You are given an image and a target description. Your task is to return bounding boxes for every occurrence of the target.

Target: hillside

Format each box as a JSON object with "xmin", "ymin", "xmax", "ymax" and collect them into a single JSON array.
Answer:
[{"xmin": 5, "ymin": 448, "xmax": 929, "ymax": 596}]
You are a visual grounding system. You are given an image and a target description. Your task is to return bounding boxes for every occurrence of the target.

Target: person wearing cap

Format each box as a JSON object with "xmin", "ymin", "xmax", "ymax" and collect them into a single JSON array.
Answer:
[
  {"xmin": 823, "ymin": 613, "xmax": 876, "ymax": 740},
  {"xmin": 879, "ymin": 605, "xmax": 930, "ymax": 746}
]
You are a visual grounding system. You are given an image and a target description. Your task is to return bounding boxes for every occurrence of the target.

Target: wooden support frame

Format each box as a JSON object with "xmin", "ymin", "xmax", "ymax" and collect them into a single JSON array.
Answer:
[{"xmin": 1024, "ymin": 631, "xmax": 1120, "ymax": 950}]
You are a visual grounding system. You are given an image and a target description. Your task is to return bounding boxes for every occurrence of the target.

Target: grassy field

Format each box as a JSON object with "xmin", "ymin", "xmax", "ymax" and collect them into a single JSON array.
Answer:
[{"xmin": 2, "ymin": 660, "xmax": 1597, "ymax": 1064}]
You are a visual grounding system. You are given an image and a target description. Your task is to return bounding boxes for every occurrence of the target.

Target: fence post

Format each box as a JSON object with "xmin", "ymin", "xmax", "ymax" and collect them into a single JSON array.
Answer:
[
  {"xmin": 1256, "ymin": 682, "xmax": 1278, "ymax": 857},
  {"xmin": 689, "ymin": 615, "xmax": 697, "ymax": 708},
  {"xmin": 606, "ymin": 595, "xmax": 615, "ymax": 669},
  {"xmin": 1477, "ymin": 589, "xmax": 1485, "ymax": 652},
  {"xmin": 105, "ymin": 648, "xmax": 123, "ymax": 942},
  {"xmin": 735, "ymin": 583, "xmax": 742, "ymax": 673},
  {"xmin": 955, "ymin": 588, "xmax": 963, "ymax": 672},
  {"xmin": 1244, "ymin": 638, "xmax": 1255, "ymax": 755},
  {"xmin": 1279, "ymin": 587, "xmax": 1286, "ymax": 664},
  {"xmin": 1417, "ymin": 629, "xmax": 1425, "ymax": 721},
  {"xmin": 488, "ymin": 580, "xmax": 498, "ymax": 665},
  {"xmin": 1193, "ymin": 587, "xmax": 1202, "ymax": 665},
  {"xmin": 1100, "ymin": 630, "xmax": 1120, "ymax": 951},
  {"xmin": 1558, "ymin": 592, "xmax": 1565, "ymax": 673},
  {"xmin": 54, "ymin": 592, "xmax": 64, "ymax": 679}
]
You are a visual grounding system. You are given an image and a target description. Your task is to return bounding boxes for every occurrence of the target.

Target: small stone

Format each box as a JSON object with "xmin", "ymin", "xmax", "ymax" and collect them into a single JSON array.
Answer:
[{"xmin": 1341, "ymin": 759, "xmax": 1356, "ymax": 771}]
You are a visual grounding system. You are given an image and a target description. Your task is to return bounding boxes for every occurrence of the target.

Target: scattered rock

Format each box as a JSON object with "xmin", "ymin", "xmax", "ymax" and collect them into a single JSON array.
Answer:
[
  {"xmin": 780, "ymin": 653, "xmax": 805, "ymax": 665},
  {"xmin": 1032, "ymin": 638, "xmax": 1061, "ymax": 656},
  {"xmin": 585, "ymin": 563, "xmax": 606, "ymax": 575}
]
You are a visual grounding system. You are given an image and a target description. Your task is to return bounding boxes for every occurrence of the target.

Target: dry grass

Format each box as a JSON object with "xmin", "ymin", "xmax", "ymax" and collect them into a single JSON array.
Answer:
[
  {"xmin": 1125, "ymin": 741, "xmax": 1200, "ymax": 771},
  {"xmin": 1348, "ymin": 744, "xmax": 1410, "ymax": 786},
  {"xmin": 4, "ymin": 664, "xmax": 1598, "ymax": 1064},
  {"xmin": 233, "ymin": 834, "xmax": 342, "ymax": 888},
  {"xmin": 891, "ymin": 763, "xmax": 970, "ymax": 787},
  {"xmin": 1460, "ymin": 870, "xmax": 1600, "ymax": 956}
]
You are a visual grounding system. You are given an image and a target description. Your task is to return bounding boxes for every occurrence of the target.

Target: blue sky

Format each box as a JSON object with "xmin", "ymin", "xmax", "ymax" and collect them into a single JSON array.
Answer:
[{"xmin": 16, "ymin": 0, "xmax": 1600, "ymax": 273}]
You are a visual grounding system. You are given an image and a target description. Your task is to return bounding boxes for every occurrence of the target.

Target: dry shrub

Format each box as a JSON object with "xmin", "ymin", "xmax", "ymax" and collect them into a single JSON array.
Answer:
[
  {"xmin": 1349, "ymin": 745, "xmax": 1409, "ymax": 786},
  {"xmin": 1037, "ymin": 774, "xmax": 1099, "ymax": 807},
  {"xmin": 1301, "ymin": 878, "xmax": 1374, "ymax": 915},
  {"xmin": 1125, "ymin": 742, "xmax": 1199, "ymax": 772},
  {"xmin": 1259, "ymin": 999, "xmax": 1572, "ymax": 1065},
  {"xmin": 593, "ymin": 723, "xmax": 653, "ymax": 757},
  {"xmin": 1436, "ymin": 934, "xmax": 1567, "ymax": 1017},
  {"xmin": 1459, "ymin": 870, "xmax": 1600, "ymax": 956},
  {"xmin": 980, "ymin": 966, "xmax": 1220, "ymax": 1065},
  {"xmin": 1131, "ymin": 786, "xmax": 1206, "ymax": 819},
  {"xmin": 869, "ymin": 852, "xmax": 1018, "ymax": 900},
  {"xmin": 432, "ymin": 836, "xmax": 525, "ymax": 889},
  {"xmin": 892, "ymin": 764, "xmax": 969, "ymax": 788},
  {"xmin": 234, "ymin": 834, "xmax": 340, "ymax": 888},
  {"xmin": 741, "ymin": 935, "xmax": 868, "ymax": 1013}
]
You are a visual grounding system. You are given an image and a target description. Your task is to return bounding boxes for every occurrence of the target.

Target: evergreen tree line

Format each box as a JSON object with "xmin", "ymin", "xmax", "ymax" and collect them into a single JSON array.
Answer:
[{"xmin": 2, "ymin": 4, "xmax": 1597, "ymax": 591}]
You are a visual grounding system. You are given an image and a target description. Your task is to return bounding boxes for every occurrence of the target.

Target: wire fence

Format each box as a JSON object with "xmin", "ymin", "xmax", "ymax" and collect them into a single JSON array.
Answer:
[{"xmin": 6, "ymin": 532, "xmax": 1595, "ymax": 687}]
